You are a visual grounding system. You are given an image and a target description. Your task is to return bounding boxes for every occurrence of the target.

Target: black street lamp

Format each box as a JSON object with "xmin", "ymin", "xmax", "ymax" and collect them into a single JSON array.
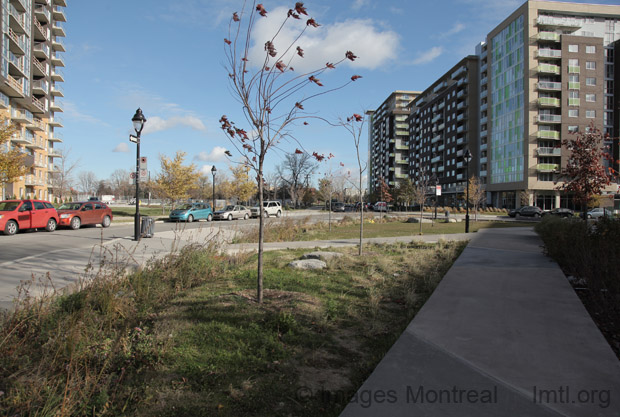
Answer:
[
  {"xmin": 131, "ymin": 108, "xmax": 146, "ymax": 241},
  {"xmin": 464, "ymin": 148, "xmax": 472, "ymax": 233},
  {"xmin": 211, "ymin": 165, "xmax": 217, "ymax": 211}
]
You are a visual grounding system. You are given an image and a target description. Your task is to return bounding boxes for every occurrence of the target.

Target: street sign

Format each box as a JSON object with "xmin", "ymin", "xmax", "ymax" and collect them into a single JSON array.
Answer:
[
  {"xmin": 140, "ymin": 157, "xmax": 147, "ymax": 170},
  {"xmin": 436, "ymin": 185, "xmax": 442, "ymax": 196},
  {"xmin": 129, "ymin": 172, "xmax": 136, "ymax": 179},
  {"xmin": 129, "ymin": 134, "xmax": 138, "ymax": 143},
  {"xmin": 140, "ymin": 168, "xmax": 148, "ymax": 178}
]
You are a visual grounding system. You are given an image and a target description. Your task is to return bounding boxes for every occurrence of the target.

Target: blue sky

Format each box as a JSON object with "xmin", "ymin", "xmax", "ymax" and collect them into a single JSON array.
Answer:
[{"xmin": 61, "ymin": 0, "xmax": 618, "ymax": 186}]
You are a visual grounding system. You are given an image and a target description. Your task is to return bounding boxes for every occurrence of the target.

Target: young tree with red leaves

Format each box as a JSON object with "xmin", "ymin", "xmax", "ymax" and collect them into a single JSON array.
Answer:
[
  {"xmin": 220, "ymin": 2, "xmax": 360, "ymax": 303},
  {"xmin": 556, "ymin": 124, "xmax": 617, "ymax": 219}
]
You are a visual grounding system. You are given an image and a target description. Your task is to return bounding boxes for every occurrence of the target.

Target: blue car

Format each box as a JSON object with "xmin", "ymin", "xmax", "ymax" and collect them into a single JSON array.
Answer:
[{"xmin": 169, "ymin": 202, "xmax": 213, "ymax": 222}]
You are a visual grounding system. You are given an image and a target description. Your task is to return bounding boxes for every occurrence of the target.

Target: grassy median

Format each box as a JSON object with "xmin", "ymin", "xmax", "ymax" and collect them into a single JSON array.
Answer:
[{"xmin": 0, "ymin": 238, "xmax": 466, "ymax": 416}]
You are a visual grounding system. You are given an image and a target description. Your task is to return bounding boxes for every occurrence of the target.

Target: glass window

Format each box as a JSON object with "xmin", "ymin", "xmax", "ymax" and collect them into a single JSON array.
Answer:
[
  {"xmin": 586, "ymin": 45, "xmax": 595, "ymax": 54},
  {"xmin": 568, "ymin": 125, "xmax": 578, "ymax": 133},
  {"xmin": 568, "ymin": 45, "xmax": 578, "ymax": 53},
  {"xmin": 568, "ymin": 58, "xmax": 579, "ymax": 66},
  {"xmin": 586, "ymin": 77, "xmax": 596, "ymax": 86},
  {"xmin": 34, "ymin": 201, "xmax": 45, "ymax": 210},
  {"xmin": 569, "ymin": 109, "xmax": 579, "ymax": 117},
  {"xmin": 586, "ymin": 94, "xmax": 596, "ymax": 102},
  {"xmin": 569, "ymin": 91, "xmax": 579, "ymax": 98},
  {"xmin": 586, "ymin": 61, "xmax": 596, "ymax": 70},
  {"xmin": 586, "ymin": 110, "xmax": 595, "ymax": 118}
]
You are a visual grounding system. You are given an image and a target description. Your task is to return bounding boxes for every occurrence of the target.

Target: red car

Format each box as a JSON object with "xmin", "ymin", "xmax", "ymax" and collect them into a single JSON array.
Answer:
[
  {"xmin": 57, "ymin": 201, "xmax": 113, "ymax": 230},
  {"xmin": 0, "ymin": 199, "xmax": 59, "ymax": 236}
]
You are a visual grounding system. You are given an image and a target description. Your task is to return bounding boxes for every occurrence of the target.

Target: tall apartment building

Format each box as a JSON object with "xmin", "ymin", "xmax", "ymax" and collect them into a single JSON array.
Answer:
[
  {"xmin": 407, "ymin": 56, "xmax": 480, "ymax": 206},
  {"xmin": 367, "ymin": 91, "xmax": 419, "ymax": 194},
  {"xmin": 0, "ymin": 0, "xmax": 66, "ymax": 201},
  {"xmin": 483, "ymin": 0, "xmax": 620, "ymax": 209}
]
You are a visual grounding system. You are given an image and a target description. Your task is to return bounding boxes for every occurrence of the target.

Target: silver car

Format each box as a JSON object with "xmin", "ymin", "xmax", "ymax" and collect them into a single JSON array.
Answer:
[
  {"xmin": 213, "ymin": 205, "xmax": 251, "ymax": 221},
  {"xmin": 587, "ymin": 207, "xmax": 613, "ymax": 219}
]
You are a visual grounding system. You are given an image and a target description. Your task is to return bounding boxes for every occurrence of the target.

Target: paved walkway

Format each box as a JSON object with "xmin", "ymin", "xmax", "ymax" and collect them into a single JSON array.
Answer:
[{"xmin": 339, "ymin": 227, "xmax": 620, "ymax": 417}]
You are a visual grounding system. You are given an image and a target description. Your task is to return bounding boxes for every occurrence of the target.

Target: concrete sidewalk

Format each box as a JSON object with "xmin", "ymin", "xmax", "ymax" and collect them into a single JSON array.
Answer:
[{"xmin": 340, "ymin": 227, "xmax": 620, "ymax": 417}]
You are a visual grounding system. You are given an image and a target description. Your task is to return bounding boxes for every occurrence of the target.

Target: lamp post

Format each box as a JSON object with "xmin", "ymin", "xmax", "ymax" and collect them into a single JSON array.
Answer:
[
  {"xmin": 464, "ymin": 148, "xmax": 472, "ymax": 233},
  {"xmin": 211, "ymin": 165, "xmax": 217, "ymax": 211},
  {"xmin": 431, "ymin": 174, "xmax": 438, "ymax": 220},
  {"xmin": 131, "ymin": 108, "xmax": 146, "ymax": 241}
]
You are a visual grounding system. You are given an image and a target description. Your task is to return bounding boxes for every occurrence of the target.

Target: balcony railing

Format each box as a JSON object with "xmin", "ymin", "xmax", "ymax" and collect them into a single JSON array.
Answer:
[
  {"xmin": 568, "ymin": 66, "xmax": 580, "ymax": 74},
  {"xmin": 537, "ymin": 130, "xmax": 560, "ymax": 140},
  {"xmin": 538, "ymin": 64, "xmax": 560, "ymax": 74},
  {"xmin": 537, "ymin": 81, "xmax": 562, "ymax": 90},
  {"xmin": 568, "ymin": 98, "xmax": 580, "ymax": 106},
  {"xmin": 536, "ymin": 147, "xmax": 562, "ymax": 156},
  {"xmin": 568, "ymin": 82, "xmax": 580, "ymax": 89},
  {"xmin": 535, "ymin": 49, "xmax": 561, "ymax": 59},
  {"xmin": 536, "ymin": 163, "xmax": 559, "ymax": 172},
  {"xmin": 535, "ymin": 32, "xmax": 561, "ymax": 42},
  {"xmin": 535, "ymin": 114, "xmax": 561, "ymax": 124},
  {"xmin": 538, "ymin": 97, "xmax": 560, "ymax": 107}
]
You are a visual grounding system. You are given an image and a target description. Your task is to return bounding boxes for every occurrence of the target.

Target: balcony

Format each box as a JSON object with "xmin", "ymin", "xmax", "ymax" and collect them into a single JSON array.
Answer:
[
  {"xmin": 535, "ymin": 49, "xmax": 561, "ymax": 59},
  {"xmin": 431, "ymin": 155, "xmax": 441, "ymax": 164},
  {"xmin": 32, "ymin": 58, "xmax": 48, "ymax": 77},
  {"xmin": 396, "ymin": 159, "xmax": 409, "ymax": 165},
  {"xmin": 51, "ymin": 52, "xmax": 64, "ymax": 67},
  {"xmin": 568, "ymin": 98, "xmax": 580, "ymax": 106},
  {"xmin": 53, "ymin": 0, "xmax": 67, "ymax": 6},
  {"xmin": 535, "ymin": 32, "xmax": 561, "ymax": 42},
  {"xmin": 9, "ymin": 5, "xmax": 27, "ymax": 34},
  {"xmin": 537, "ymin": 16, "xmax": 583, "ymax": 28},
  {"xmin": 536, "ymin": 147, "xmax": 562, "ymax": 157},
  {"xmin": 457, "ymin": 89, "xmax": 466, "ymax": 99},
  {"xmin": 52, "ymin": 5, "xmax": 66, "ymax": 22},
  {"xmin": 10, "ymin": 130, "xmax": 31, "ymax": 145},
  {"xmin": 32, "ymin": 79, "xmax": 49, "ymax": 95},
  {"xmin": 9, "ymin": 52, "xmax": 27, "ymax": 78},
  {"xmin": 52, "ymin": 38, "xmax": 65, "ymax": 52},
  {"xmin": 48, "ymin": 116, "xmax": 63, "ymax": 127},
  {"xmin": 538, "ymin": 64, "xmax": 560, "ymax": 74},
  {"xmin": 49, "ymin": 98, "xmax": 63, "ymax": 112},
  {"xmin": 568, "ymin": 82, "xmax": 580, "ymax": 90},
  {"xmin": 535, "ymin": 114, "xmax": 561, "ymax": 124},
  {"xmin": 10, "ymin": 107, "xmax": 32, "ymax": 124},
  {"xmin": 536, "ymin": 163, "xmax": 559, "ymax": 172},
  {"xmin": 568, "ymin": 66, "xmax": 580, "ymax": 74},
  {"xmin": 457, "ymin": 101, "xmax": 466, "ymax": 110},
  {"xmin": 7, "ymin": 28, "xmax": 26, "ymax": 55},
  {"xmin": 33, "ymin": 42, "xmax": 50, "ymax": 59},
  {"xmin": 537, "ymin": 130, "xmax": 560, "ymax": 140},
  {"xmin": 480, "ymin": 156, "xmax": 487, "ymax": 164},
  {"xmin": 51, "ymin": 68, "xmax": 64, "ymax": 82},
  {"xmin": 395, "ymin": 173, "xmax": 408, "ymax": 180},
  {"xmin": 0, "ymin": 92, "xmax": 9, "ymax": 109},
  {"xmin": 34, "ymin": 4, "xmax": 51, "ymax": 22},
  {"xmin": 480, "ymin": 170, "xmax": 487, "ymax": 177},
  {"xmin": 52, "ymin": 22, "xmax": 65, "ymax": 37},
  {"xmin": 480, "ymin": 143, "xmax": 487, "ymax": 151},
  {"xmin": 481, "ymin": 102, "xmax": 487, "ymax": 112},
  {"xmin": 431, "ymin": 135, "xmax": 442, "ymax": 144},
  {"xmin": 480, "ymin": 90, "xmax": 487, "ymax": 98},
  {"xmin": 538, "ymin": 97, "xmax": 560, "ymax": 107},
  {"xmin": 395, "ymin": 144, "xmax": 408, "ymax": 151},
  {"xmin": 47, "ymin": 148, "xmax": 62, "ymax": 158},
  {"xmin": 537, "ymin": 81, "xmax": 561, "ymax": 91},
  {"xmin": 51, "ymin": 83, "xmax": 63, "ymax": 96},
  {"xmin": 431, "ymin": 114, "xmax": 442, "ymax": 123},
  {"xmin": 27, "ymin": 118, "xmax": 45, "ymax": 131},
  {"xmin": 32, "ymin": 97, "xmax": 47, "ymax": 113},
  {"xmin": 480, "ymin": 76, "xmax": 488, "ymax": 85},
  {"xmin": 26, "ymin": 138, "xmax": 45, "ymax": 150}
]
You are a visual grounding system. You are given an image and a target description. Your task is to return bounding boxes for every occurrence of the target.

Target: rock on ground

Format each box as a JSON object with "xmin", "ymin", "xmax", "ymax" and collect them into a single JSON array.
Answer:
[
  {"xmin": 301, "ymin": 251, "xmax": 343, "ymax": 261},
  {"xmin": 406, "ymin": 217, "xmax": 433, "ymax": 224},
  {"xmin": 289, "ymin": 259, "xmax": 327, "ymax": 270}
]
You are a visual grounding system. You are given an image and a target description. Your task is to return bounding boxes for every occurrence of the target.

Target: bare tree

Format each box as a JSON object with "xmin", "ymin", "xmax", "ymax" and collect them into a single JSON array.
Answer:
[
  {"xmin": 467, "ymin": 176, "xmax": 486, "ymax": 221},
  {"xmin": 109, "ymin": 169, "xmax": 132, "ymax": 199},
  {"xmin": 276, "ymin": 152, "xmax": 317, "ymax": 208},
  {"xmin": 412, "ymin": 166, "xmax": 431, "ymax": 235},
  {"xmin": 219, "ymin": 2, "xmax": 359, "ymax": 303},
  {"xmin": 78, "ymin": 171, "xmax": 98, "ymax": 196},
  {"xmin": 51, "ymin": 147, "xmax": 80, "ymax": 202}
]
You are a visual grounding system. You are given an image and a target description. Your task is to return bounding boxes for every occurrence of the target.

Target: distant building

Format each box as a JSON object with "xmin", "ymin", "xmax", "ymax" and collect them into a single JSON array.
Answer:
[{"xmin": 0, "ymin": 0, "xmax": 66, "ymax": 201}]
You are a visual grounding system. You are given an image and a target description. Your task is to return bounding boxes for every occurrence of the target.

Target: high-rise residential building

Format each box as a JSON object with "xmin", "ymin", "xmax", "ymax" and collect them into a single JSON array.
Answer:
[
  {"xmin": 0, "ymin": 0, "xmax": 66, "ymax": 201},
  {"xmin": 368, "ymin": 0, "xmax": 620, "ymax": 210},
  {"xmin": 483, "ymin": 0, "xmax": 620, "ymax": 209},
  {"xmin": 407, "ymin": 56, "xmax": 480, "ymax": 206},
  {"xmin": 367, "ymin": 91, "xmax": 419, "ymax": 195}
]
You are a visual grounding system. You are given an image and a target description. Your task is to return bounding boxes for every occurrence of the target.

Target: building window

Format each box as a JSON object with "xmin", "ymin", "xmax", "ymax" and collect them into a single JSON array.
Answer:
[
  {"xmin": 568, "ymin": 91, "xmax": 579, "ymax": 99},
  {"xmin": 586, "ymin": 110, "xmax": 595, "ymax": 118},
  {"xmin": 568, "ymin": 58, "xmax": 579, "ymax": 66},
  {"xmin": 585, "ymin": 45, "xmax": 596, "ymax": 54},
  {"xmin": 586, "ymin": 94, "xmax": 596, "ymax": 102},
  {"xmin": 586, "ymin": 61, "xmax": 596, "ymax": 70},
  {"xmin": 586, "ymin": 77, "xmax": 596, "ymax": 86},
  {"xmin": 568, "ymin": 125, "xmax": 578, "ymax": 133},
  {"xmin": 569, "ymin": 109, "xmax": 579, "ymax": 117},
  {"xmin": 568, "ymin": 44, "xmax": 578, "ymax": 53}
]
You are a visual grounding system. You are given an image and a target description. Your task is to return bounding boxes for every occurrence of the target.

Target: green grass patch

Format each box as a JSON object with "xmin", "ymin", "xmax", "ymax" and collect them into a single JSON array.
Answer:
[{"xmin": 0, "ymin": 240, "xmax": 466, "ymax": 416}]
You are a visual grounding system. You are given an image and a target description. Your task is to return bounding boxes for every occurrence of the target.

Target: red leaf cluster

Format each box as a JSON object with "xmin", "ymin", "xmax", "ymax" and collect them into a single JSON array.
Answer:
[
  {"xmin": 288, "ymin": 9, "xmax": 301, "ymax": 19},
  {"xmin": 307, "ymin": 18, "xmax": 320, "ymax": 28},
  {"xmin": 232, "ymin": 12, "xmax": 240, "ymax": 22},
  {"xmin": 295, "ymin": 2, "xmax": 308, "ymax": 15},
  {"xmin": 275, "ymin": 60, "xmax": 286, "ymax": 72},
  {"xmin": 296, "ymin": 46, "xmax": 304, "ymax": 58},
  {"xmin": 309, "ymin": 76, "xmax": 323, "ymax": 86},
  {"xmin": 242, "ymin": 143, "xmax": 253, "ymax": 152},
  {"xmin": 295, "ymin": 149, "xmax": 304, "ymax": 154},
  {"xmin": 225, "ymin": 150, "xmax": 232, "ymax": 157},
  {"xmin": 326, "ymin": 62, "xmax": 335, "ymax": 69},
  {"xmin": 224, "ymin": 38, "xmax": 231, "ymax": 45},
  {"xmin": 265, "ymin": 41, "xmax": 277, "ymax": 57},
  {"xmin": 351, "ymin": 75, "xmax": 362, "ymax": 81},
  {"xmin": 256, "ymin": 4, "xmax": 267, "ymax": 16},
  {"xmin": 345, "ymin": 51, "xmax": 357, "ymax": 61},
  {"xmin": 312, "ymin": 152, "xmax": 325, "ymax": 161},
  {"xmin": 295, "ymin": 102, "xmax": 304, "ymax": 110}
]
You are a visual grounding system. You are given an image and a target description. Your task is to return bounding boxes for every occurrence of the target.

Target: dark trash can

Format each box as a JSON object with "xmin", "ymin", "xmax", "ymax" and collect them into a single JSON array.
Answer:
[{"xmin": 141, "ymin": 216, "xmax": 155, "ymax": 238}]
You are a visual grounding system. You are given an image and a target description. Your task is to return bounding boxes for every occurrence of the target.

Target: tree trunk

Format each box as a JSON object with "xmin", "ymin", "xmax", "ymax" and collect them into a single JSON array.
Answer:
[
  {"xmin": 257, "ymin": 162, "xmax": 265, "ymax": 304},
  {"xmin": 358, "ymin": 177, "xmax": 363, "ymax": 256}
]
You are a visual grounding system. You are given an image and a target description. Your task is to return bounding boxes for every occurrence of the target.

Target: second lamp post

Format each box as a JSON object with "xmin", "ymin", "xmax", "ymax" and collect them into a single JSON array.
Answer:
[
  {"xmin": 131, "ymin": 108, "xmax": 146, "ymax": 241},
  {"xmin": 464, "ymin": 148, "xmax": 472, "ymax": 233},
  {"xmin": 211, "ymin": 165, "xmax": 217, "ymax": 211}
]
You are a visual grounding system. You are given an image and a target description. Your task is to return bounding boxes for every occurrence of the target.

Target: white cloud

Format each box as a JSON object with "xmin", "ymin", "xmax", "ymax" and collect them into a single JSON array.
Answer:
[
  {"xmin": 113, "ymin": 143, "xmax": 130, "ymax": 153},
  {"xmin": 199, "ymin": 164, "xmax": 215, "ymax": 176},
  {"xmin": 412, "ymin": 47, "xmax": 443, "ymax": 65},
  {"xmin": 351, "ymin": 0, "xmax": 370, "ymax": 11},
  {"xmin": 439, "ymin": 23, "xmax": 466, "ymax": 38},
  {"xmin": 246, "ymin": 7, "xmax": 400, "ymax": 72},
  {"xmin": 63, "ymin": 101, "xmax": 110, "ymax": 126},
  {"xmin": 142, "ymin": 115, "xmax": 207, "ymax": 135},
  {"xmin": 194, "ymin": 146, "xmax": 228, "ymax": 162}
]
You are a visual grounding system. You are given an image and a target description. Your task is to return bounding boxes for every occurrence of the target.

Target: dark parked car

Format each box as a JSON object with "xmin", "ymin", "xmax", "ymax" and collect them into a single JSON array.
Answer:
[
  {"xmin": 509, "ymin": 205, "xmax": 543, "ymax": 218},
  {"xmin": 331, "ymin": 202, "xmax": 346, "ymax": 212},
  {"xmin": 542, "ymin": 208, "xmax": 574, "ymax": 218}
]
